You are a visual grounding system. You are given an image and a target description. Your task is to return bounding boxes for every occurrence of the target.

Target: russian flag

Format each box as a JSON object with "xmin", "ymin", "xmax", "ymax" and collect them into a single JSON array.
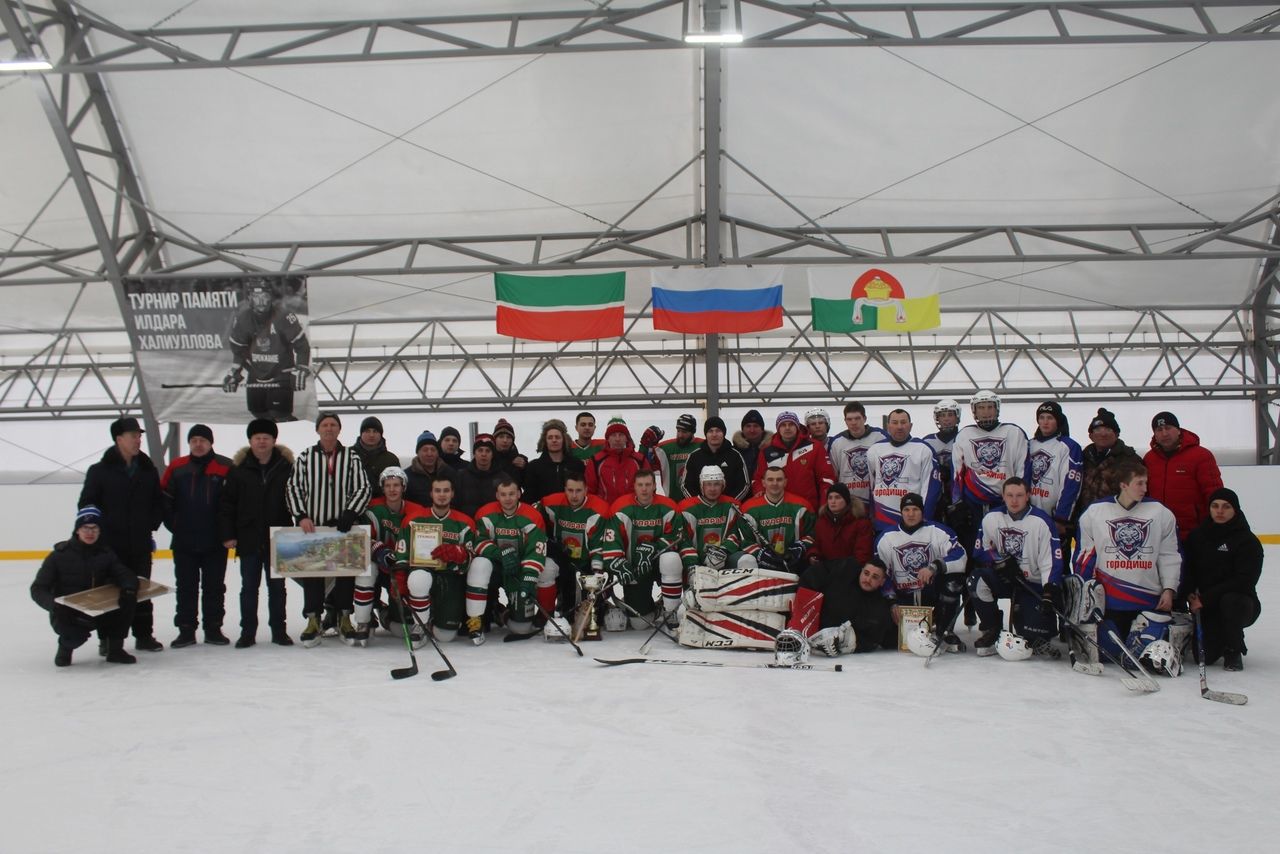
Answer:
[{"xmin": 650, "ymin": 266, "xmax": 784, "ymax": 334}]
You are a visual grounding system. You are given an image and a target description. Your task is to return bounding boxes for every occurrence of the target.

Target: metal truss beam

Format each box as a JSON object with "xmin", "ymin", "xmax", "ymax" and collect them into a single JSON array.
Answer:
[
  {"xmin": 6, "ymin": 212, "xmax": 1280, "ymax": 287},
  {"xmin": 0, "ymin": 304, "xmax": 1263, "ymax": 420},
  {"xmin": 3, "ymin": 1, "xmax": 1279, "ymax": 74}
]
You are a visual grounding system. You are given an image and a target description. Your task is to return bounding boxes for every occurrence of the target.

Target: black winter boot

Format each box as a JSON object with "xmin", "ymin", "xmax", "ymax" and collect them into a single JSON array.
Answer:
[
  {"xmin": 135, "ymin": 635, "xmax": 165, "ymax": 652},
  {"xmin": 1224, "ymin": 649, "xmax": 1244, "ymax": 671},
  {"xmin": 106, "ymin": 638, "xmax": 137, "ymax": 664},
  {"xmin": 204, "ymin": 627, "xmax": 231, "ymax": 646},
  {"xmin": 235, "ymin": 633, "xmax": 255, "ymax": 649},
  {"xmin": 271, "ymin": 628, "xmax": 294, "ymax": 646},
  {"xmin": 171, "ymin": 627, "xmax": 197, "ymax": 648},
  {"xmin": 55, "ymin": 644, "xmax": 73, "ymax": 667}
]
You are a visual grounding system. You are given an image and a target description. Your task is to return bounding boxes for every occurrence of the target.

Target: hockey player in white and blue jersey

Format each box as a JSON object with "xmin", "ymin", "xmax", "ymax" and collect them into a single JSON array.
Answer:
[
  {"xmin": 952, "ymin": 390, "xmax": 1031, "ymax": 514},
  {"xmin": 1028, "ymin": 401, "xmax": 1083, "ymax": 562},
  {"xmin": 867, "ymin": 409, "xmax": 940, "ymax": 532},
  {"xmin": 876, "ymin": 493, "xmax": 968, "ymax": 651},
  {"xmin": 828, "ymin": 401, "xmax": 887, "ymax": 510},
  {"xmin": 1073, "ymin": 458, "xmax": 1183, "ymax": 673},
  {"xmin": 923, "ymin": 399, "xmax": 960, "ymax": 523},
  {"xmin": 969, "ymin": 478, "xmax": 1063, "ymax": 657}
]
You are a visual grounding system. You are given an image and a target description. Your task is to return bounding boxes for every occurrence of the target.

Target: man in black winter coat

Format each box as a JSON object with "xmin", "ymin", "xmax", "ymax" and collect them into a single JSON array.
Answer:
[
  {"xmin": 78, "ymin": 416, "xmax": 164, "ymax": 652},
  {"xmin": 405, "ymin": 430, "xmax": 458, "ymax": 507},
  {"xmin": 219, "ymin": 418, "xmax": 295, "ymax": 648},
  {"xmin": 682, "ymin": 416, "xmax": 751, "ymax": 501},
  {"xmin": 1185, "ymin": 487, "xmax": 1263, "ymax": 671},
  {"xmin": 798, "ymin": 557, "xmax": 897, "ymax": 652},
  {"xmin": 455, "ymin": 433, "xmax": 503, "ymax": 518},
  {"xmin": 521, "ymin": 418, "xmax": 585, "ymax": 505},
  {"xmin": 160, "ymin": 424, "xmax": 233, "ymax": 647},
  {"xmin": 31, "ymin": 506, "xmax": 139, "ymax": 666}
]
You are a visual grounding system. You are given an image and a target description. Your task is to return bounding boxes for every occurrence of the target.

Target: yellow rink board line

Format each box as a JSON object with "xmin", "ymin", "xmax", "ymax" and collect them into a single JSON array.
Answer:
[{"xmin": 4, "ymin": 539, "xmax": 1280, "ymax": 560}]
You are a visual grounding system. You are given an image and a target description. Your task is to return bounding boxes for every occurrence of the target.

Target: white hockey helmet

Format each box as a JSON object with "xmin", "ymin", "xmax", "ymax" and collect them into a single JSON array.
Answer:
[
  {"xmin": 905, "ymin": 619, "xmax": 938, "ymax": 657},
  {"xmin": 543, "ymin": 615, "xmax": 571, "ymax": 643},
  {"xmin": 996, "ymin": 630, "xmax": 1033, "ymax": 661},
  {"xmin": 699, "ymin": 466, "xmax": 726, "ymax": 484},
  {"xmin": 970, "ymin": 389, "xmax": 1001, "ymax": 429},
  {"xmin": 379, "ymin": 465, "xmax": 408, "ymax": 487},
  {"xmin": 1139, "ymin": 639, "xmax": 1182, "ymax": 677},
  {"xmin": 933, "ymin": 398, "xmax": 961, "ymax": 425},
  {"xmin": 774, "ymin": 628, "xmax": 811, "ymax": 666},
  {"xmin": 804, "ymin": 407, "xmax": 830, "ymax": 426}
]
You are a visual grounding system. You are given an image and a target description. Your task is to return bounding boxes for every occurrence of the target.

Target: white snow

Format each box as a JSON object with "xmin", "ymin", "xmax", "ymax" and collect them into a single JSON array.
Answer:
[{"xmin": 3, "ymin": 554, "xmax": 1275, "ymax": 854}]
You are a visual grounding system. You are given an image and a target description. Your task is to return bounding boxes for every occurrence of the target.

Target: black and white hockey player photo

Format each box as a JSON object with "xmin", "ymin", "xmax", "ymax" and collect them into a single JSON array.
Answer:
[{"xmin": 222, "ymin": 276, "xmax": 312, "ymax": 422}]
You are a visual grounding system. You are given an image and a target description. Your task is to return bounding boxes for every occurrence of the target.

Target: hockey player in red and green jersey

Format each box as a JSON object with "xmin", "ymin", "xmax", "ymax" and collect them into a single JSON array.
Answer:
[
  {"xmin": 738, "ymin": 462, "xmax": 816, "ymax": 575},
  {"xmin": 416, "ymin": 472, "xmax": 478, "ymax": 643},
  {"xmin": 652, "ymin": 414, "xmax": 704, "ymax": 500},
  {"xmin": 609, "ymin": 469, "xmax": 684, "ymax": 626},
  {"xmin": 354, "ymin": 466, "xmax": 432, "ymax": 647},
  {"xmin": 464, "ymin": 474, "xmax": 548, "ymax": 643},
  {"xmin": 537, "ymin": 472, "xmax": 613, "ymax": 619},
  {"xmin": 677, "ymin": 467, "xmax": 752, "ymax": 572}
]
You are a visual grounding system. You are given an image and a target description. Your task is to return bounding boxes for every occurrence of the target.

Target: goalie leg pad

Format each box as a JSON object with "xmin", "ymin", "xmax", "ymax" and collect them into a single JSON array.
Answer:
[
  {"xmin": 1068, "ymin": 622, "xmax": 1103, "ymax": 674},
  {"xmin": 787, "ymin": 587, "xmax": 824, "ymax": 635},
  {"xmin": 967, "ymin": 570, "xmax": 1002, "ymax": 631},
  {"xmin": 677, "ymin": 608, "xmax": 787, "ymax": 650},
  {"xmin": 1062, "ymin": 574, "xmax": 1105, "ymax": 625},
  {"xmin": 686, "ymin": 565, "xmax": 798, "ymax": 613},
  {"xmin": 464, "ymin": 556, "xmax": 495, "ymax": 619}
]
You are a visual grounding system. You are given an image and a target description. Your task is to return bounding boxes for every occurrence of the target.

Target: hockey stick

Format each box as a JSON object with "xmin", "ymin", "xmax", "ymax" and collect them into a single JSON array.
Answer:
[
  {"xmin": 923, "ymin": 596, "xmax": 965, "ymax": 668},
  {"xmin": 386, "ymin": 580, "xmax": 419, "ymax": 680},
  {"xmin": 596, "ymin": 657, "xmax": 843, "ymax": 672},
  {"xmin": 404, "ymin": 603, "xmax": 458, "ymax": 682},
  {"xmin": 160, "ymin": 382, "xmax": 225, "ymax": 389},
  {"xmin": 534, "ymin": 600, "xmax": 584, "ymax": 657},
  {"xmin": 607, "ymin": 590, "xmax": 678, "ymax": 651},
  {"xmin": 1010, "ymin": 574, "xmax": 1158, "ymax": 693},
  {"xmin": 1193, "ymin": 612, "xmax": 1248, "ymax": 705}
]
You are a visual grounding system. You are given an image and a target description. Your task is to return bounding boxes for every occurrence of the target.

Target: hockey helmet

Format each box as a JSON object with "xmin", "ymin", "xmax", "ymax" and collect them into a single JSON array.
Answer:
[
  {"xmin": 970, "ymin": 389, "xmax": 1000, "ymax": 429},
  {"xmin": 699, "ymin": 466, "xmax": 726, "ymax": 484},
  {"xmin": 543, "ymin": 615, "xmax": 571, "ymax": 643},
  {"xmin": 996, "ymin": 630, "xmax": 1033, "ymax": 661},
  {"xmin": 245, "ymin": 277, "xmax": 274, "ymax": 314},
  {"xmin": 905, "ymin": 619, "xmax": 938, "ymax": 657},
  {"xmin": 933, "ymin": 398, "xmax": 961, "ymax": 425},
  {"xmin": 1139, "ymin": 639, "xmax": 1182, "ymax": 677},
  {"xmin": 804, "ymin": 407, "xmax": 830, "ymax": 426},
  {"xmin": 379, "ymin": 465, "xmax": 408, "ymax": 487},
  {"xmin": 774, "ymin": 628, "xmax": 811, "ymax": 666}
]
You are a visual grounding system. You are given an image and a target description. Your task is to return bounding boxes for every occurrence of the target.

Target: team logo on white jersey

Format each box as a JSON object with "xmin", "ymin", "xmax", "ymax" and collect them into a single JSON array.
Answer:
[
  {"xmin": 972, "ymin": 437, "xmax": 1005, "ymax": 470},
  {"xmin": 847, "ymin": 447, "xmax": 870, "ymax": 480},
  {"xmin": 878, "ymin": 454, "xmax": 906, "ymax": 486},
  {"xmin": 894, "ymin": 541, "xmax": 932, "ymax": 574},
  {"xmin": 998, "ymin": 527, "xmax": 1026, "ymax": 559},
  {"xmin": 1030, "ymin": 450, "xmax": 1054, "ymax": 485},
  {"xmin": 1106, "ymin": 517, "xmax": 1151, "ymax": 559}
]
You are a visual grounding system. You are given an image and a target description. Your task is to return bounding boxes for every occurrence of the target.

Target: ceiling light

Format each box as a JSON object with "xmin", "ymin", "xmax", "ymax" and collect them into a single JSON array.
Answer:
[{"xmin": 0, "ymin": 55, "xmax": 52, "ymax": 72}]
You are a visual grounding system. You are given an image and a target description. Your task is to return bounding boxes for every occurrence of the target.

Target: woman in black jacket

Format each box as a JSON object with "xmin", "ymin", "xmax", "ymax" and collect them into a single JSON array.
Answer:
[
  {"xmin": 1184, "ymin": 487, "xmax": 1262, "ymax": 671},
  {"xmin": 30, "ymin": 506, "xmax": 139, "ymax": 666},
  {"xmin": 521, "ymin": 419, "xmax": 585, "ymax": 505}
]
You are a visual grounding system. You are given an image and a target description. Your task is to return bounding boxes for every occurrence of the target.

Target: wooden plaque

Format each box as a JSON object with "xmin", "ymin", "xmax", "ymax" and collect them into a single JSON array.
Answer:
[{"xmin": 56, "ymin": 578, "xmax": 171, "ymax": 617}]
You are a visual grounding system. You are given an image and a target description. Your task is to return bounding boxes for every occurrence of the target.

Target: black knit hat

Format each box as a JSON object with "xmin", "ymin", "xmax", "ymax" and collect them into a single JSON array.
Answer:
[
  {"xmin": 1088, "ymin": 408, "xmax": 1120, "ymax": 435},
  {"xmin": 359, "ymin": 416, "xmax": 384, "ymax": 435},
  {"xmin": 900, "ymin": 492, "xmax": 925, "ymax": 512},
  {"xmin": 74, "ymin": 505, "xmax": 102, "ymax": 531},
  {"xmin": 676, "ymin": 414, "xmax": 697, "ymax": 433},
  {"xmin": 741, "ymin": 409, "xmax": 765, "ymax": 428},
  {"xmin": 187, "ymin": 423, "xmax": 214, "ymax": 444},
  {"xmin": 246, "ymin": 418, "xmax": 279, "ymax": 440},
  {"xmin": 1151, "ymin": 411, "xmax": 1179, "ymax": 430},
  {"xmin": 1207, "ymin": 487, "xmax": 1240, "ymax": 513},
  {"xmin": 826, "ymin": 482, "xmax": 852, "ymax": 506},
  {"xmin": 315, "ymin": 411, "xmax": 341, "ymax": 429},
  {"xmin": 440, "ymin": 426, "xmax": 461, "ymax": 442},
  {"xmin": 704, "ymin": 416, "xmax": 727, "ymax": 434},
  {"xmin": 1036, "ymin": 401, "xmax": 1069, "ymax": 437}
]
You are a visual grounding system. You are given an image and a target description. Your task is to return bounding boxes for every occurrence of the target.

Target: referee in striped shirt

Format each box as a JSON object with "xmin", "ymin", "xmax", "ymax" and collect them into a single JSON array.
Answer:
[{"xmin": 286, "ymin": 411, "xmax": 371, "ymax": 646}]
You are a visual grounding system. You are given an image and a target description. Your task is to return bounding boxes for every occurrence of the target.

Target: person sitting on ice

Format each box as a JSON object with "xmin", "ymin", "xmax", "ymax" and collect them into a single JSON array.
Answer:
[
  {"xmin": 30, "ymin": 505, "xmax": 140, "ymax": 666},
  {"xmin": 970, "ymin": 477, "xmax": 1063, "ymax": 659},
  {"xmin": 783, "ymin": 556, "xmax": 897, "ymax": 658}
]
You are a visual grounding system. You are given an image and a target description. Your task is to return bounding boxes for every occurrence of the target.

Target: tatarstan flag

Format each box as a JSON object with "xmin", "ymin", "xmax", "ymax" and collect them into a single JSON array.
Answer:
[
  {"xmin": 494, "ymin": 271, "xmax": 625, "ymax": 341},
  {"xmin": 808, "ymin": 266, "xmax": 940, "ymax": 333}
]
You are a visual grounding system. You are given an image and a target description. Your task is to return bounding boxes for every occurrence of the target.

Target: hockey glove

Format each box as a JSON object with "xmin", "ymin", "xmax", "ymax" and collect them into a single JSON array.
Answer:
[
  {"xmin": 640, "ymin": 425, "xmax": 664, "ymax": 449},
  {"xmin": 544, "ymin": 538, "xmax": 567, "ymax": 567},
  {"xmin": 118, "ymin": 586, "xmax": 137, "ymax": 611},
  {"xmin": 704, "ymin": 544, "xmax": 728, "ymax": 571},
  {"xmin": 289, "ymin": 365, "xmax": 311, "ymax": 392},
  {"xmin": 221, "ymin": 367, "xmax": 243, "ymax": 393},
  {"xmin": 756, "ymin": 549, "xmax": 788, "ymax": 573},
  {"xmin": 994, "ymin": 557, "xmax": 1021, "ymax": 585},
  {"xmin": 517, "ymin": 572, "xmax": 537, "ymax": 601},
  {"xmin": 785, "ymin": 541, "xmax": 808, "ymax": 570},
  {"xmin": 499, "ymin": 547, "xmax": 521, "ymax": 578},
  {"xmin": 431, "ymin": 543, "xmax": 469, "ymax": 567},
  {"xmin": 610, "ymin": 557, "xmax": 637, "ymax": 586},
  {"xmin": 1040, "ymin": 583, "xmax": 1060, "ymax": 618},
  {"xmin": 336, "ymin": 509, "xmax": 358, "ymax": 533},
  {"xmin": 372, "ymin": 542, "xmax": 397, "ymax": 573},
  {"xmin": 632, "ymin": 541, "xmax": 656, "ymax": 577},
  {"xmin": 810, "ymin": 621, "xmax": 856, "ymax": 657}
]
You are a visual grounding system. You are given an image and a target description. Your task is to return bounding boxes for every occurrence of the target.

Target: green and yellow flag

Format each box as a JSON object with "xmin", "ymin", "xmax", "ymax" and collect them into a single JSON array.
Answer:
[{"xmin": 808, "ymin": 266, "xmax": 940, "ymax": 333}]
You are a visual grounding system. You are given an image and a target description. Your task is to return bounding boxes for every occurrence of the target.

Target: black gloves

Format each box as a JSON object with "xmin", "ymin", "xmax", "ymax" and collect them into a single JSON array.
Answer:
[
  {"xmin": 336, "ymin": 509, "xmax": 359, "ymax": 533},
  {"xmin": 118, "ymin": 586, "xmax": 138, "ymax": 611}
]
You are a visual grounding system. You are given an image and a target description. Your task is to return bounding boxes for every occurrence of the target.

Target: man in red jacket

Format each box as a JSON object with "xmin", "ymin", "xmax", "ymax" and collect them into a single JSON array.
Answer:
[
  {"xmin": 751, "ymin": 411, "xmax": 836, "ymax": 508},
  {"xmin": 1143, "ymin": 411, "xmax": 1223, "ymax": 543},
  {"xmin": 585, "ymin": 418, "xmax": 650, "ymax": 505}
]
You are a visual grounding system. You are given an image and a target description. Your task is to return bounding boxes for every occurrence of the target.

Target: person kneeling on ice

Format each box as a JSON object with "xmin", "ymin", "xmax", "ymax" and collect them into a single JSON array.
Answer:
[
  {"xmin": 1184, "ymin": 488, "xmax": 1262, "ymax": 672},
  {"xmin": 677, "ymin": 467, "xmax": 797, "ymax": 651},
  {"xmin": 414, "ymin": 474, "xmax": 478, "ymax": 643},
  {"xmin": 876, "ymin": 492, "xmax": 968, "ymax": 653},
  {"xmin": 607, "ymin": 469, "xmax": 685, "ymax": 629},
  {"xmin": 538, "ymin": 471, "xmax": 613, "ymax": 628},
  {"xmin": 464, "ymin": 475, "xmax": 550, "ymax": 644},
  {"xmin": 1074, "ymin": 459, "xmax": 1185, "ymax": 676},
  {"xmin": 970, "ymin": 477, "xmax": 1064, "ymax": 659},
  {"xmin": 30, "ymin": 506, "xmax": 140, "ymax": 666},
  {"xmin": 353, "ymin": 466, "xmax": 433, "ymax": 648},
  {"xmin": 778, "ymin": 557, "xmax": 897, "ymax": 662}
]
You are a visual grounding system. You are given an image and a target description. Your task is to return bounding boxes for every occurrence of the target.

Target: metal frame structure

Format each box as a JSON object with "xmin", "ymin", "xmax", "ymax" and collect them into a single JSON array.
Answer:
[{"xmin": 3, "ymin": 0, "xmax": 1280, "ymax": 461}]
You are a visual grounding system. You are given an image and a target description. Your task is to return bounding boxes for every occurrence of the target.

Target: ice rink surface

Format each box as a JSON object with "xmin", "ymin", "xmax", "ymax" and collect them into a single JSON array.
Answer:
[{"xmin": 4, "ymin": 554, "xmax": 1275, "ymax": 854}]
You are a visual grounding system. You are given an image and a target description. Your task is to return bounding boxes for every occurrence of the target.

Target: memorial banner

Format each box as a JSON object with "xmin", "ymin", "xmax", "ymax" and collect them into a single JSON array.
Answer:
[{"xmin": 121, "ymin": 275, "xmax": 315, "ymax": 423}]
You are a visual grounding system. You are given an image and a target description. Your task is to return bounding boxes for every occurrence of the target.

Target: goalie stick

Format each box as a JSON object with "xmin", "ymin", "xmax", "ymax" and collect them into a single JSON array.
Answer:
[
  {"xmin": 595, "ymin": 657, "xmax": 842, "ymax": 672},
  {"xmin": 1010, "ymin": 574, "xmax": 1158, "ymax": 694},
  {"xmin": 1193, "ymin": 612, "xmax": 1247, "ymax": 706}
]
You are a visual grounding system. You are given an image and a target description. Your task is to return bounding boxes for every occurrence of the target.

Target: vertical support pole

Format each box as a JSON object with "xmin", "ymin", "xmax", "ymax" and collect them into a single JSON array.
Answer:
[
  {"xmin": 701, "ymin": 0, "xmax": 725, "ymax": 417},
  {"xmin": 1252, "ymin": 246, "xmax": 1280, "ymax": 464}
]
